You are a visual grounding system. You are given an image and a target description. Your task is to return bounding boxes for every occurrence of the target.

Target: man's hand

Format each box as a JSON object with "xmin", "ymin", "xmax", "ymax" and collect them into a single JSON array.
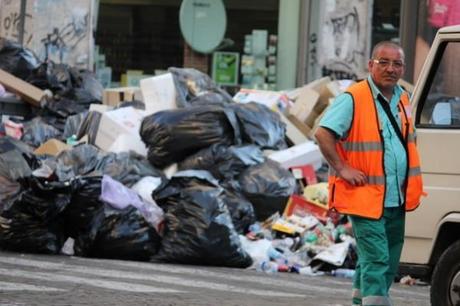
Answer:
[
  {"xmin": 338, "ymin": 164, "xmax": 367, "ymax": 186},
  {"xmin": 315, "ymin": 127, "xmax": 367, "ymax": 187}
]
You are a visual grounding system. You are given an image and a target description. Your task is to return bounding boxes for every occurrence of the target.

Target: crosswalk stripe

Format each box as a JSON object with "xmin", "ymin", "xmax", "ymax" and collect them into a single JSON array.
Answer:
[
  {"xmin": 0, "ymin": 268, "xmax": 184, "ymax": 293},
  {"xmin": 0, "ymin": 256, "xmax": 429, "ymax": 300},
  {"xmin": 0, "ymin": 257, "xmax": 307, "ymax": 298},
  {"xmin": 0, "ymin": 281, "xmax": 65, "ymax": 292},
  {"xmin": 73, "ymin": 256, "xmax": 352, "ymax": 293},
  {"xmin": 73, "ymin": 256, "xmax": 430, "ymax": 299}
]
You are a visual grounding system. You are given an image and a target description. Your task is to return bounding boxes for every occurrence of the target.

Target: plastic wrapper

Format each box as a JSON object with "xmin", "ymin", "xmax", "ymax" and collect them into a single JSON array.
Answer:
[
  {"xmin": 0, "ymin": 177, "xmax": 74, "ymax": 254},
  {"xmin": 168, "ymin": 67, "xmax": 233, "ymax": 108},
  {"xmin": 153, "ymin": 170, "xmax": 252, "ymax": 268},
  {"xmin": 100, "ymin": 175, "xmax": 164, "ymax": 232},
  {"xmin": 178, "ymin": 144, "xmax": 264, "ymax": 181},
  {"xmin": 140, "ymin": 105, "xmax": 240, "ymax": 168},
  {"xmin": 239, "ymin": 160, "xmax": 296, "ymax": 221},
  {"xmin": 0, "ymin": 38, "xmax": 40, "ymax": 79},
  {"xmin": 229, "ymin": 102, "xmax": 287, "ymax": 150},
  {"xmin": 64, "ymin": 176, "xmax": 161, "ymax": 261},
  {"xmin": 21, "ymin": 117, "xmax": 62, "ymax": 147}
]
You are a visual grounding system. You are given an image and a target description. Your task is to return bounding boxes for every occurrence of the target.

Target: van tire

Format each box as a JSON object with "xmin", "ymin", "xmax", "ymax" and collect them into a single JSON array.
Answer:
[{"xmin": 431, "ymin": 240, "xmax": 460, "ymax": 306}]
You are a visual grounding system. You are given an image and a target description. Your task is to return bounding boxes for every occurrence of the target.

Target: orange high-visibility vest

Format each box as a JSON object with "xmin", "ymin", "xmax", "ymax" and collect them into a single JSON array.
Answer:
[{"xmin": 328, "ymin": 80, "xmax": 424, "ymax": 219}]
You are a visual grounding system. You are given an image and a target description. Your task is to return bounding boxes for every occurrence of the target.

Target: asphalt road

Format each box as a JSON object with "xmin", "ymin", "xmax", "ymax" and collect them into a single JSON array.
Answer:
[{"xmin": 0, "ymin": 251, "xmax": 430, "ymax": 306}]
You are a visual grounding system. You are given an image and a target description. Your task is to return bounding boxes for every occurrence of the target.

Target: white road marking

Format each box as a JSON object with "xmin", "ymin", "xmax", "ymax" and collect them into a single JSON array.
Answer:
[
  {"xmin": 0, "ymin": 257, "xmax": 306, "ymax": 298},
  {"xmin": 0, "ymin": 256, "xmax": 429, "ymax": 301},
  {"xmin": 74, "ymin": 256, "xmax": 430, "ymax": 299},
  {"xmin": 0, "ymin": 268, "xmax": 183, "ymax": 293},
  {"xmin": 0, "ymin": 281, "xmax": 65, "ymax": 292}
]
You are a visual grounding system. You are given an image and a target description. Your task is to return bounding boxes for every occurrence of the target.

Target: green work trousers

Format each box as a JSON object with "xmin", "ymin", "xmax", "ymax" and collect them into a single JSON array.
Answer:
[{"xmin": 349, "ymin": 207, "xmax": 405, "ymax": 306}]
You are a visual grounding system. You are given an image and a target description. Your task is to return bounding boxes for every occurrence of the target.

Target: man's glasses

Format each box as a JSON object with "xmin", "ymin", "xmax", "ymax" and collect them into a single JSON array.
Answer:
[{"xmin": 373, "ymin": 59, "xmax": 405, "ymax": 69}]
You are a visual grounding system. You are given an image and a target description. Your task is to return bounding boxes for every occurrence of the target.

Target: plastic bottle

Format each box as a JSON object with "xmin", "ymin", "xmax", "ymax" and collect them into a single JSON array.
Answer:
[
  {"xmin": 256, "ymin": 260, "xmax": 279, "ymax": 274},
  {"xmin": 331, "ymin": 268, "xmax": 355, "ymax": 279}
]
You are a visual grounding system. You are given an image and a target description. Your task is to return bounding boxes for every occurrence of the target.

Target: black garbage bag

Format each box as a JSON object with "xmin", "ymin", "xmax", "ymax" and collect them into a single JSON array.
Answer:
[
  {"xmin": 221, "ymin": 182, "xmax": 256, "ymax": 235},
  {"xmin": 0, "ymin": 136, "xmax": 34, "ymax": 155},
  {"xmin": 118, "ymin": 100, "xmax": 145, "ymax": 110},
  {"xmin": 153, "ymin": 170, "xmax": 252, "ymax": 268},
  {"xmin": 229, "ymin": 102, "xmax": 287, "ymax": 150},
  {"xmin": 239, "ymin": 160, "xmax": 296, "ymax": 221},
  {"xmin": 55, "ymin": 144, "xmax": 103, "ymax": 181},
  {"xmin": 0, "ymin": 38, "xmax": 40, "ymax": 80},
  {"xmin": 76, "ymin": 111, "xmax": 102, "ymax": 144},
  {"xmin": 27, "ymin": 62, "xmax": 73, "ymax": 94},
  {"xmin": 0, "ymin": 150, "xmax": 32, "ymax": 180},
  {"xmin": 0, "ymin": 177, "xmax": 74, "ymax": 254},
  {"xmin": 168, "ymin": 67, "xmax": 233, "ymax": 108},
  {"xmin": 42, "ymin": 96, "xmax": 88, "ymax": 119},
  {"xmin": 83, "ymin": 205, "xmax": 161, "ymax": 261},
  {"xmin": 95, "ymin": 151, "xmax": 167, "ymax": 188},
  {"xmin": 54, "ymin": 144, "xmax": 166, "ymax": 188},
  {"xmin": 68, "ymin": 68, "xmax": 103, "ymax": 103},
  {"xmin": 63, "ymin": 111, "xmax": 87, "ymax": 140},
  {"xmin": 65, "ymin": 176, "xmax": 160, "ymax": 261},
  {"xmin": 178, "ymin": 144, "xmax": 264, "ymax": 181},
  {"xmin": 0, "ymin": 176, "xmax": 21, "ymax": 213},
  {"xmin": 21, "ymin": 117, "xmax": 62, "ymax": 147},
  {"xmin": 140, "ymin": 105, "xmax": 240, "ymax": 168}
]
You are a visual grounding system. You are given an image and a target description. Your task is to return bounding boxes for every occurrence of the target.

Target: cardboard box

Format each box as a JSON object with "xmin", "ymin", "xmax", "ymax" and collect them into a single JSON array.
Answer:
[
  {"xmin": 268, "ymin": 141, "xmax": 323, "ymax": 170},
  {"xmin": 278, "ymin": 112, "xmax": 310, "ymax": 145},
  {"xmin": 34, "ymin": 139, "xmax": 71, "ymax": 156},
  {"xmin": 287, "ymin": 114, "xmax": 313, "ymax": 138},
  {"xmin": 102, "ymin": 87, "xmax": 142, "ymax": 107},
  {"xmin": 0, "ymin": 69, "xmax": 46, "ymax": 107},
  {"xmin": 288, "ymin": 87, "xmax": 320, "ymax": 122},
  {"xmin": 95, "ymin": 107, "xmax": 147, "ymax": 156},
  {"xmin": 140, "ymin": 73, "xmax": 177, "ymax": 115}
]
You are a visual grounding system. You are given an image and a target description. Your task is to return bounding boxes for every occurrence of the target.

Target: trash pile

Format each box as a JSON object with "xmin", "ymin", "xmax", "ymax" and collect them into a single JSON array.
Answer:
[{"xmin": 0, "ymin": 38, "xmax": 359, "ymax": 275}]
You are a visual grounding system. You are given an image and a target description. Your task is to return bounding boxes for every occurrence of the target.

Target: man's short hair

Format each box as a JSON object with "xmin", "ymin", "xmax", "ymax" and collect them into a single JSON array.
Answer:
[{"xmin": 371, "ymin": 41, "xmax": 404, "ymax": 60}]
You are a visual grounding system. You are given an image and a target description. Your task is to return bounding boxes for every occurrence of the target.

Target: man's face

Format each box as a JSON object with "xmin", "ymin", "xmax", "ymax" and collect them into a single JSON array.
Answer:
[{"xmin": 368, "ymin": 46, "xmax": 405, "ymax": 92}]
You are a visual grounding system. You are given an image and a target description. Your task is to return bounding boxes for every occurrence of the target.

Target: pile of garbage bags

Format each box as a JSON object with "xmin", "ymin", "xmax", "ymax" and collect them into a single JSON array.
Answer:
[{"xmin": 0, "ymin": 38, "xmax": 357, "ymax": 275}]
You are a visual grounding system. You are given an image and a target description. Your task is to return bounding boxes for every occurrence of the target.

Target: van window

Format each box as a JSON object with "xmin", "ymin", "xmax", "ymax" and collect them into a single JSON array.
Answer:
[{"xmin": 418, "ymin": 42, "xmax": 460, "ymax": 127}]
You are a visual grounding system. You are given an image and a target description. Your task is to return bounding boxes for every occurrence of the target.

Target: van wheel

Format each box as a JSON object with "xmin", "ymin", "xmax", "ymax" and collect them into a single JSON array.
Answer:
[{"xmin": 431, "ymin": 240, "xmax": 460, "ymax": 306}]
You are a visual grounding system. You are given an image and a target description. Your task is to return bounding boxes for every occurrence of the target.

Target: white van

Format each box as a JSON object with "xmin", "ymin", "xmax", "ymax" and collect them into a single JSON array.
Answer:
[{"xmin": 399, "ymin": 24, "xmax": 460, "ymax": 306}]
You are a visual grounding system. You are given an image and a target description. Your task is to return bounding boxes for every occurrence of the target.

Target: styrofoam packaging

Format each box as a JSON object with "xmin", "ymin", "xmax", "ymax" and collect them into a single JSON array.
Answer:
[
  {"xmin": 267, "ymin": 141, "xmax": 323, "ymax": 170},
  {"xmin": 95, "ymin": 107, "xmax": 147, "ymax": 156},
  {"xmin": 140, "ymin": 73, "xmax": 177, "ymax": 115}
]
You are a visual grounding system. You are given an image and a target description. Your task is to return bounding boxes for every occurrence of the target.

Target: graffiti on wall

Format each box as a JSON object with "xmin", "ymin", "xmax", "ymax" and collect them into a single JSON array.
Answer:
[
  {"xmin": 318, "ymin": 0, "xmax": 371, "ymax": 80},
  {"xmin": 0, "ymin": 0, "xmax": 93, "ymax": 69},
  {"xmin": 40, "ymin": 10, "xmax": 89, "ymax": 63},
  {"xmin": 0, "ymin": 0, "xmax": 33, "ymax": 45}
]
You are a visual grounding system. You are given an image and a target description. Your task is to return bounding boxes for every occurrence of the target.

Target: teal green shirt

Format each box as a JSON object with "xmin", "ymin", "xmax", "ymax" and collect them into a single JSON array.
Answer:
[{"xmin": 319, "ymin": 76, "xmax": 407, "ymax": 207}]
